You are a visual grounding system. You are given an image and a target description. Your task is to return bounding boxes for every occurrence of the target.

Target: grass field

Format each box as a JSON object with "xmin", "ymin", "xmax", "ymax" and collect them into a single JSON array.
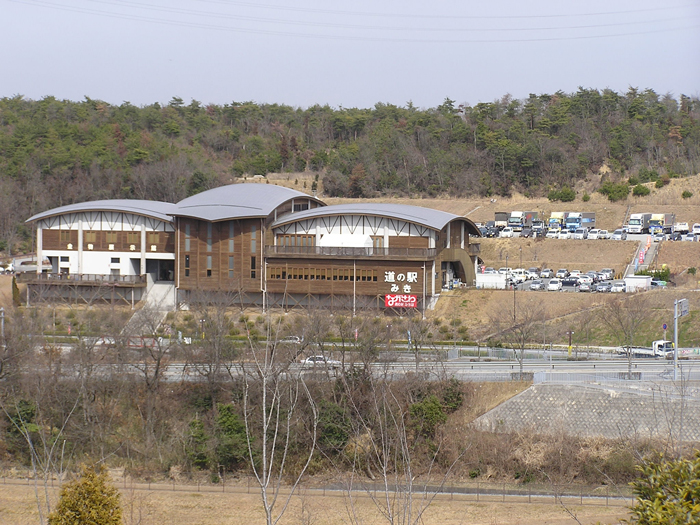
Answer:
[{"xmin": 0, "ymin": 479, "xmax": 631, "ymax": 525}]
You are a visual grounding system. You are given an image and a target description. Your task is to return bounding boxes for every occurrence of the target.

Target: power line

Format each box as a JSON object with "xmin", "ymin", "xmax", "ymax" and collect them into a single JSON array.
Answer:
[{"xmin": 10, "ymin": 0, "xmax": 700, "ymax": 43}]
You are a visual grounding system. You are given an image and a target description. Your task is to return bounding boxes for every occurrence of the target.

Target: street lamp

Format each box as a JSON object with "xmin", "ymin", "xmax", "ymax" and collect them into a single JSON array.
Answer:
[
  {"xmin": 200, "ymin": 319, "xmax": 205, "ymax": 339},
  {"xmin": 566, "ymin": 330, "xmax": 575, "ymax": 357}
]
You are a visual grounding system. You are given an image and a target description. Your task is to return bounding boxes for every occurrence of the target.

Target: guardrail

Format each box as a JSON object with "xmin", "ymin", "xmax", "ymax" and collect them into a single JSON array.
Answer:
[{"xmin": 17, "ymin": 273, "xmax": 147, "ymax": 285}]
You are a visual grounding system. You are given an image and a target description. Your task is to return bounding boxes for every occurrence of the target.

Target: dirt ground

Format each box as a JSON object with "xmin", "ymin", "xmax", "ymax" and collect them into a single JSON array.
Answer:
[{"xmin": 0, "ymin": 481, "xmax": 630, "ymax": 525}]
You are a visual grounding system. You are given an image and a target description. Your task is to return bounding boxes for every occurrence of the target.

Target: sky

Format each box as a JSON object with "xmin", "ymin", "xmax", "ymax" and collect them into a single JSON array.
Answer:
[{"xmin": 2, "ymin": 0, "xmax": 699, "ymax": 109}]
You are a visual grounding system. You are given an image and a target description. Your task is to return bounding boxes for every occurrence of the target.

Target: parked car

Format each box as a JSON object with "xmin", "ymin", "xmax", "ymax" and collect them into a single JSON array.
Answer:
[
  {"xmin": 600, "ymin": 268, "xmax": 615, "ymax": 280},
  {"xmin": 547, "ymin": 279, "xmax": 562, "ymax": 291},
  {"xmin": 587, "ymin": 229, "xmax": 601, "ymax": 240},
  {"xmin": 521, "ymin": 227, "xmax": 533, "ymax": 238},
  {"xmin": 526, "ymin": 268, "xmax": 540, "ymax": 280},
  {"xmin": 669, "ymin": 232, "xmax": 683, "ymax": 241},
  {"xmin": 302, "ymin": 355, "xmax": 341, "ymax": 368},
  {"xmin": 280, "ymin": 336, "xmax": 303, "ymax": 344},
  {"xmin": 596, "ymin": 282, "xmax": 612, "ymax": 293},
  {"xmin": 555, "ymin": 269, "xmax": 569, "ymax": 278},
  {"xmin": 557, "ymin": 230, "xmax": 571, "ymax": 240},
  {"xmin": 611, "ymin": 282, "xmax": 626, "ymax": 293},
  {"xmin": 510, "ymin": 268, "xmax": 528, "ymax": 283},
  {"xmin": 498, "ymin": 267, "xmax": 512, "ymax": 275},
  {"xmin": 611, "ymin": 229, "xmax": 627, "ymax": 241},
  {"xmin": 499, "ymin": 227, "xmax": 515, "ymax": 238},
  {"xmin": 483, "ymin": 267, "xmax": 497, "ymax": 274},
  {"xmin": 598, "ymin": 229, "xmax": 610, "ymax": 239},
  {"xmin": 650, "ymin": 279, "xmax": 667, "ymax": 288},
  {"xmin": 561, "ymin": 278, "xmax": 580, "ymax": 288},
  {"xmin": 578, "ymin": 282, "xmax": 593, "ymax": 292},
  {"xmin": 577, "ymin": 275, "xmax": 593, "ymax": 285},
  {"xmin": 572, "ymin": 228, "xmax": 588, "ymax": 240},
  {"xmin": 681, "ymin": 233, "xmax": 698, "ymax": 242},
  {"xmin": 653, "ymin": 232, "xmax": 665, "ymax": 242},
  {"xmin": 585, "ymin": 271, "xmax": 601, "ymax": 282},
  {"xmin": 693, "ymin": 223, "xmax": 700, "ymax": 235},
  {"xmin": 546, "ymin": 229, "xmax": 559, "ymax": 239},
  {"xmin": 485, "ymin": 226, "xmax": 499, "ymax": 238},
  {"xmin": 540, "ymin": 268, "xmax": 553, "ymax": 278},
  {"xmin": 529, "ymin": 279, "xmax": 545, "ymax": 291},
  {"xmin": 569, "ymin": 270, "xmax": 582, "ymax": 278}
]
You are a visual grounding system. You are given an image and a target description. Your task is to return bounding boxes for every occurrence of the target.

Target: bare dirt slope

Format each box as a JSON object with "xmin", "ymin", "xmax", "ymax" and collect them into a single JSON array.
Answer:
[{"xmin": 478, "ymin": 237, "xmax": 637, "ymax": 275}]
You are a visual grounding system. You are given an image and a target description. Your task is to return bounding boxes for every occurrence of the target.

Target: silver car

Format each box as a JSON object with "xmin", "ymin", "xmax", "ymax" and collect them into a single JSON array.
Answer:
[{"xmin": 611, "ymin": 229, "xmax": 627, "ymax": 241}]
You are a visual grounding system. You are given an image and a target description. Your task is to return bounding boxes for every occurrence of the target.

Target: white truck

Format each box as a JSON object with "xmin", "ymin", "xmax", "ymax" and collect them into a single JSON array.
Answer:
[
  {"xmin": 618, "ymin": 340, "xmax": 674, "ymax": 358},
  {"xmin": 648, "ymin": 213, "xmax": 675, "ymax": 234},
  {"xmin": 673, "ymin": 222, "xmax": 689, "ymax": 234},
  {"xmin": 627, "ymin": 213, "xmax": 652, "ymax": 234}
]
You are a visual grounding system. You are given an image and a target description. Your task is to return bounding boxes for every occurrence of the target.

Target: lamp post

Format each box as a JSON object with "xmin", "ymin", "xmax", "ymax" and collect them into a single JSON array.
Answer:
[
  {"xmin": 0, "ymin": 307, "xmax": 5, "ymax": 343},
  {"xmin": 566, "ymin": 330, "xmax": 575, "ymax": 358}
]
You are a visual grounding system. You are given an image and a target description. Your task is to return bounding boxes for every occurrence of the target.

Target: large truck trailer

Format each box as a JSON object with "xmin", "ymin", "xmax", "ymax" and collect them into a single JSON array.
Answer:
[
  {"xmin": 548, "ymin": 212, "xmax": 565, "ymax": 231},
  {"xmin": 627, "ymin": 213, "xmax": 652, "ymax": 234},
  {"xmin": 494, "ymin": 212, "xmax": 509, "ymax": 229},
  {"xmin": 648, "ymin": 213, "xmax": 675, "ymax": 234}
]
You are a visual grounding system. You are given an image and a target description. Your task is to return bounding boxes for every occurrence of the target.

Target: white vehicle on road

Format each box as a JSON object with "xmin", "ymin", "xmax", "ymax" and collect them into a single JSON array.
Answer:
[
  {"xmin": 693, "ymin": 223, "xmax": 700, "ymax": 235},
  {"xmin": 302, "ymin": 355, "xmax": 342, "ymax": 368},
  {"xmin": 557, "ymin": 230, "xmax": 570, "ymax": 240},
  {"xmin": 587, "ymin": 229, "xmax": 601, "ymax": 240},
  {"xmin": 545, "ymin": 229, "xmax": 559, "ymax": 239},
  {"xmin": 611, "ymin": 282, "xmax": 626, "ymax": 293}
]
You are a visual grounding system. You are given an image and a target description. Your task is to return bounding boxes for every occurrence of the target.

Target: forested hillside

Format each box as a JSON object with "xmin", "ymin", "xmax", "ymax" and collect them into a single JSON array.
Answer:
[{"xmin": 0, "ymin": 89, "xmax": 698, "ymax": 252}]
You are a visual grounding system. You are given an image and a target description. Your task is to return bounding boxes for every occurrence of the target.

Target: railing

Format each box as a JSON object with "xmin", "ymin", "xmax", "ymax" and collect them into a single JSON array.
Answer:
[
  {"xmin": 265, "ymin": 245, "xmax": 437, "ymax": 258},
  {"xmin": 17, "ymin": 273, "xmax": 147, "ymax": 285}
]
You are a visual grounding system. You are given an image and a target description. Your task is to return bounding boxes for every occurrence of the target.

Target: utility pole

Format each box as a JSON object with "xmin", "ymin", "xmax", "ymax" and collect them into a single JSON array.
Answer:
[{"xmin": 566, "ymin": 330, "xmax": 574, "ymax": 358}]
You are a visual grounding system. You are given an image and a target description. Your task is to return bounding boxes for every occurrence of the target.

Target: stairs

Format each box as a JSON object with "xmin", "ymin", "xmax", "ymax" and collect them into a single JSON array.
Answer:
[{"xmin": 122, "ymin": 279, "xmax": 176, "ymax": 335}]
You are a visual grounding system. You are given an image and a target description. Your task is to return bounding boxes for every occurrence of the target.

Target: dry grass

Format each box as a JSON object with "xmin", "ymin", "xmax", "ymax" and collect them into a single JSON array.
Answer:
[{"xmin": 0, "ymin": 481, "xmax": 630, "ymax": 525}]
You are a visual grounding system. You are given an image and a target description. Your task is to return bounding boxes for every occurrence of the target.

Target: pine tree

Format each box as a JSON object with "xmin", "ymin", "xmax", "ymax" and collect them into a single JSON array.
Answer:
[{"xmin": 48, "ymin": 464, "xmax": 123, "ymax": 525}]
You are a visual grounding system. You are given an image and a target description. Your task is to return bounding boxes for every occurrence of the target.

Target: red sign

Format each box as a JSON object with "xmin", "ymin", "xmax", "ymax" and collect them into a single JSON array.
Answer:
[{"xmin": 385, "ymin": 294, "xmax": 418, "ymax": 308}]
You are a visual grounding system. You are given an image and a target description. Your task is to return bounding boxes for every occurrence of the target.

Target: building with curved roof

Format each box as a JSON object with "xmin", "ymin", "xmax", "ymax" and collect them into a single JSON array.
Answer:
[{"xmin": 21, "ymin": 183, "xmax": 480, "ymax": 312}]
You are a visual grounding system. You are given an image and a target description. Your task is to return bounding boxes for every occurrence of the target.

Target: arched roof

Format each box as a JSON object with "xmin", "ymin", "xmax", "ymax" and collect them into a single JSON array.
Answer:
[
  {"xmin": 271, "ymin": 203, "xmax": 481, "ymax": 235},
  {"xmin": 26, "ymin": 200, "xmax": 177, "ymax": 223},
  {"xmin": 174, "ymin": 183, "xmax": 324, "ymax": 222}
]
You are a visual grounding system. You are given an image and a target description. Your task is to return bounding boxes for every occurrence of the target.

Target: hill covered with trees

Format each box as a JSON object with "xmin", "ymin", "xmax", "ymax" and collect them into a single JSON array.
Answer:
[{"xmin": 0, "ymin": 88, "xmax": 698, "ymax": 252}]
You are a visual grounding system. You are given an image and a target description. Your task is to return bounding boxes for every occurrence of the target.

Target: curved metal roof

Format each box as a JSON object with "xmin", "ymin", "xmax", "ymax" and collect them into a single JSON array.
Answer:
[
  {"xmin": 27, "ymin": 200, "xmax": 177, "ymax": 223},
  {"xmin": 271, "ymin": 203, "xmax": 481, "ymax": 235},
  {"xmin": 174, "ymin": 183, "xmax": 324, "ymax": 221}
]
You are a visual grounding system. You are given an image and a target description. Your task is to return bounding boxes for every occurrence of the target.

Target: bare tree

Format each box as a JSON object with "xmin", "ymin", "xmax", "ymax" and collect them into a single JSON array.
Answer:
[
  {"xmin": 341, "ymin": 372, "xmax": 465, "ymax": 525},
  {"xmin": 599, "ymin": 294, "xmax": 651, "ymax": 377},
  {"xmin": 491, "ymin": 296, "xmax": 546, "ymax": 379},
  {"xmin": 239, "ymin": 318, "xmax": 319, "ymax": 525}
]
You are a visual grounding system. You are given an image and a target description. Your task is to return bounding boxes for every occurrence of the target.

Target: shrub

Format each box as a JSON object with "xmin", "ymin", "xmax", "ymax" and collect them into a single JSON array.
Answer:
[
  {"xmin": 48, "ymin": 465, "xmax": 122, "ymax": 525},
  {"xmin": 689, "ymin": 267, "xmax": 697, "ymax": 276},
  {"xmin": 655, "ymin": 179, "xmax": 665, "ymax": 188},
  {"xmin": 628, "ymin": 453, "xmax": 700, "ymax": 524},
  {"xmin": 682, "ymin": 190, "xmax": 693, "ymax": 199},
  {"xmin": 598, "ymin": 181, "xmax": 630, "ymax": 202},
  {"xmin": 548, "ymin": 187, "xmax": 576, "ymax": 202},
  {"xmin": 582, "ymin": 192, "xmax": 590, "ymax": 202},
  {"xmin": 637, "ymin": 167, "xmax": 660, "ymax": 183},
  {"xmin": 409, "ymin": 395, "xmax": 447, "ymax": 438},
  {"xmin": 632, "ymin": 184, "xmax": 650, "ymax": 196},
  {"xmin": 627, "ymin": 176, "xmax": 639, "ymax": 185}
]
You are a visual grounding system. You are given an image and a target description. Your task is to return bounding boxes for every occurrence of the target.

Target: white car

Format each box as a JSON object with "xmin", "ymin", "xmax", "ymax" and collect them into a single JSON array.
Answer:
[
  {"xmin": 571, "ymin": 228, "xmax": 587, "ymax": 240},
  {"xmin": 611, "ymin": 282, "xmax": 626, "ymax": 293},
  {"xmin": 577, "ymin": 275, "xmax": 593, "ymax": 285},
  {"xmin": 499, "ymin": 227, "xmax": 515, "ymax": 238},
  {"xmin": 302, "ymin": 355, "xmax": 342, "ymax": 368},
  {"xmin": 587, "ymin": 229, "xmax": 601, "ymax": 240},
  {"xmin": 693, "ymin": 223, "xmax": 700, "ymax": 235},
  {"xmin": 557, "ymin": 230, "xmax": 571, "ymax": 240},
  {"xmin": 597, "ymin": 229, "xmax": 610, "ymax": 239},
  {"xmin": 611, "ymin": 229, "xmax": 627, "ymax": 241},
  {"xmin": 483, "ymin": 267, "xmax": 497, "ymax": 274},
  {"xmin": 498, "ymin": 267, "xmax": 513, "ymax": 275},
  {"xmin": 569, "ymin": 270, "xmax": 582, "ymax": 278},
  {"xmin": 510, "ymin": 269, "xmax": 527, "ymax": 283},
  {"xmin": 545, "ymin": 229, "xmax": 559, "ymax": 239},
  {"xmin": 555, "ymin": 269, "xmax": 569, "ymax": 278},
  {"xmin": 547, "ymin": 279, "xmax": 562, "ymax": 291},
  {"xmin": 540, "ymin": 268, "xmax": 553, "ymax": 278}
]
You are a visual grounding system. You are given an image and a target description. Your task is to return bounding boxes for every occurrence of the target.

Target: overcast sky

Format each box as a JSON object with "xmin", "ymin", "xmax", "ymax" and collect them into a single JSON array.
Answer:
[{"xmin": 3, "ymin": 0, "xmax": 699, "ymax": 109}]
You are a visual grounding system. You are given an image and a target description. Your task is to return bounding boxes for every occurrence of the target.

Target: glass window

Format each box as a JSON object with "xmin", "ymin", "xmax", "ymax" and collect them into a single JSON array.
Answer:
[
  {"xmin": 229, "ymin": 222, "xmax": 234, "ymax": 253},
  {"xmin": 250, "ymin": 256, "xmax": 256, "ymax": 279},
  {"xmin": 185, "ymin": 224, "xmax": 191, "ymax": 252},
  {"xmin": 207, "ymin": 223, "xmax": 212, "ymax": 252},
  {"xmin": 228, "ymin": 256, "xmax": 234, "ymax": 278},
  {"xmin": 185, "ymin": 255, "xmax": 190, "ymax": 277},
  {"xmin": 207, "ymin": 255, "xmax": 212, "ymax": 277}
]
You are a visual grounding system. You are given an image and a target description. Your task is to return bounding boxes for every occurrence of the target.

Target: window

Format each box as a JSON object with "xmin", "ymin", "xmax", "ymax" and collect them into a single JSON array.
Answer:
[
  {"xmin": 228, "ymin": 221, "xmax": 234, "ymax": 253},
  {"xmin": 250, "ymin": 256, "xmax": 256, "ymax": 279},
  {"xmin": 228, "ymin": 256, "xmax": 234, "ymax": 278},
  {"xmin": 250, "ymin": 225, "xmax": 257, "ymax": 253},
  {"xmin": 147, "ymin": 232, "xmax": 159, "ymax": 245},
  {"xmin": 105, "ymin": 231, "xmax": 117, "ymax": 244},
  {"xmin": 206, "ymin": 223, "xmax": 212, "ymax": 252},
  {"xmin": 111, "ymin": 257, "xmax": 120, "ymax": 264},
  {"xmin": 371, "ymin": 236, "xmax": 384, "ymax": 249},
  {"xmin": 60, "ymin": 230, "xmax": 71, "ymax": 243},
  {"xmin": 207, "ymin": 256, "xmax": 212, "ymax": 277},
  {"xmin": 185, "ymin": 255, "xmax": 190, "ymax": 277},
  {"xmin": 60, "ymin": 256, "xmax": 69, "ymax": 263},
  {"xmin": 185, "ymin": 224, "xmax": 191, "ymax": 252},
  {"xmin": 294, "ymin": 202, "xmax": 309, "ymax": 212},
  {"xmin": 84, "ymin": 231, "xmax": 97, "ymax": 243},
  {"xmin": 127, "ymin": 232, "xmax": 139, "ymax": 244}
]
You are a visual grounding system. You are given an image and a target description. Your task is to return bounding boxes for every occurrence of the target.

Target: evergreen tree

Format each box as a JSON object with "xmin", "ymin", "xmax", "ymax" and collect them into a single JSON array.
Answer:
[{"xmin": 48, "ymin": 464, "xmax": 123, "ymax": 525}]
